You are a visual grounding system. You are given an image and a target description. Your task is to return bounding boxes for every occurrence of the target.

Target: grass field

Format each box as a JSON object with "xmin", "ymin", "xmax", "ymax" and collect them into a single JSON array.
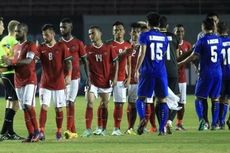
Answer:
[{"xmin": 0, "ymin": 95, "xmax": 229, "ymax": 153}]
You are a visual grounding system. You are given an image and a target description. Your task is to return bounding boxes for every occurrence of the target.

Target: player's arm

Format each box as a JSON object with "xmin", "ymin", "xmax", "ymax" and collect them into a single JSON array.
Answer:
[
  {"xmin": 112, "ymin": 59, "xmax": 119, "ymax": 87},
  {"xmin": 64, "ymin": 57, "xmax": 72, "ymax": 85},
  {"xmin": 81, "ymin": 56, "xmax": 90, "ymax": 87},
  {"xmin": 124, "ymin": 55, "xmax": 131, "ymax": 87},
  {"xmin": 134, "ymin": 44, "xmax": 146, "ymax": 81},
  {"xmin": 178, "ymin": 51, "xmax": 199, "ymax": 67}
]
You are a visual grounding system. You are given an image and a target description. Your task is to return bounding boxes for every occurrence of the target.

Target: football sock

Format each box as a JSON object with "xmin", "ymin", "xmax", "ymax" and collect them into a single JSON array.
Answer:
[
  {"xmin": 85, "ymin": 106, "xmax": 93, "ymax": 129},
  {"xmin": 168, "ymin": 109, "xmax": 177, "ymax": 122},
  {"xmin": 211, "ymin": 101, "xmax": 220, "ymax": 126},
  {"xmin": 177, "ymin": 103, "xmax": 184, "ymax": 125},
  {"xmin": 28, "ymin": 107, "xmax": 39, "ymax": 131},
  {"xmin": 24, "ymin": 110, "xmax": 34, "ymax": 135},
  {"xmin": 39, "ymin": 108, "xmax": 47, "ymax": 131},
  {"xmin": 219, "ymin": 103, "xmax": 228, "ymax": 126},
  {"xmin": 101, "ymin": 106, "xmax": 108, "ymax": 129},
  {"xmin": 202, "ymin": 99, "xmax": 209, "ymax": 123},
  {"xmin": 1, "ymin": 108, "xmax": 10, "ymax": 134},
  {"xmin": 56, "ymin": 110, "xmax": 63, "ymax": 133},
  {"xmin": 145, "ymin": 104, "xmax": 151, "ymax": 124},
  {"xmin": 149, "ymin": 103, "xmax": 156, "ymax": 128},
  {"xmin": 136, "ymin": 99, "xmax": 146, "ymax": 120},
  {"xmin": 97, "ymin": 105, "xmax": 102, "ymax": 127},
  {"xmin": 4, "ymin": 108, "xmax": 16, "ymax": 135},
  {"xmin": 113, "ymin": 103, "xmax": 123, "ymax": 128},
  {"xmin": 159, "ymin": 103, "xmax": 169, "ymax": 132},
  {"xmin": 195, "ymin": 99, "xmax": 204, "ymax": 120}
]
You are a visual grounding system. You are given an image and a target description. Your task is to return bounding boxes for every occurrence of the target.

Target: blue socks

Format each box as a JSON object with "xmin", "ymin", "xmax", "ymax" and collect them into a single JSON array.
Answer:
[
  {"xmin": 195, "ymin": 99, "xmax": 204, "ymax": 121},
  {"xmin": 136, "ymin": 98, "xmax": 146, "ymax": 120},
  {"xmin": 159, "ymin": 103, "xmax": 169, "ymax": 133},
  {"xmin": 219, "ymin": 103, "xmax": 228, "ymax": 126},
  {"xmin": 211, "ymin": 102, "xmax": 220, "ymax": 126}
]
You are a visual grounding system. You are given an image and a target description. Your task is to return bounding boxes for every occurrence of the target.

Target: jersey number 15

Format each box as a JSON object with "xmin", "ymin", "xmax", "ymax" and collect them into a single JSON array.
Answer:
[{"xmin": 150, "ymin": 42, "xmax": 163, "ymax": 61}]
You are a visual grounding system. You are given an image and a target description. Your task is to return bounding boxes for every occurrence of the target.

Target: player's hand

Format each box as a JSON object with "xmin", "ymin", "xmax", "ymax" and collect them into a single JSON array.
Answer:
[
  {"xmin": 134, "ymin": 71, "xmax": 139, "ymax": 82},
  {"xmin": 123, "ymin": 78, "xmax": 130, "ymax": 88},
  {"xmin": 111, "ymin": 79, "xmax": 117, "ymax": 88},
  {"xmin": 85, "ymin": 78, "xmax": 91, "ymax": 92},
  {"xmin": 1, "ymin": 55, "xmax": 12, "ymax": 66},
  {"xmin": 65, "ymin": 75, "xmax": 71, "ymax": 86}
]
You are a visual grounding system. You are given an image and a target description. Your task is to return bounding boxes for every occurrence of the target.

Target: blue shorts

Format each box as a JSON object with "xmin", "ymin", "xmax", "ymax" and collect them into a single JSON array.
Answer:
[
  {"xmin": 195, "ymin": 75, "xmax": 222, "ymax": 99},
  {"xmin": 137, "ymin": 74, "xmax": 168, "ymax": 98}
]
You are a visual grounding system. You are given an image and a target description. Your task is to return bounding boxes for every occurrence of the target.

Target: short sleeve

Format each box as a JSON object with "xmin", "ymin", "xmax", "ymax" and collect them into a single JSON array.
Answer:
[
  {"xmin": 78, "ymin": 41, "xmax": 87, "ymax": 57},
  {"xmin": 26, "ymin": 43, "xmax": 37, "ymax": 59},
  {"xmin": 139, "ymin": 32, "xmax": 147, "ymax": 45},
  {"xmin": 193, "ymin": 39, "xmax": 202, "ymax": 55},
  {"xmin": 110, "ymin": 45, "xmax": 118, "ymax": 62},
  {"xmin": 63, "ymin": 43, "xmax": 72, "ymax": 61}
]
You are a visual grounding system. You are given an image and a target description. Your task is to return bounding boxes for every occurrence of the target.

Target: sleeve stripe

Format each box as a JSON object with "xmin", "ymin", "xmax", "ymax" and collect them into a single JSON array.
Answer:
[{"xmin": 64, "ymin": 56, "xmax": 72, "ymax": 61}]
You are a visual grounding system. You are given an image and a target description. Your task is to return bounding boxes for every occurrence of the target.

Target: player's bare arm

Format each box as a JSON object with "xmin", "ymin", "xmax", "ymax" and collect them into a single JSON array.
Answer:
[
  {"xmin": 124, "ymin": 55, "xmax": 131, "ymax": 87},
  {"xmin": 178, "ymin": 51, "xmax": 199, "ymax": 67},
  {"xmin": 112, "ymin": 60, "xmax": 119, "ymax": 87},
  {"xmin": 134, "ymin": 44, "xmax": 146, "ymax": 81},
  {"xmin": 64, "ymin": 59, "xmax": 72, "ymax": 85},
  {"xmin": 81, "ymin": 56, "xmax": 91, "ymax": 87}
]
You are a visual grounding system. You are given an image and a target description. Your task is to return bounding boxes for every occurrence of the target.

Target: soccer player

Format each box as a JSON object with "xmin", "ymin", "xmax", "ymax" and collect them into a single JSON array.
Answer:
[
  {"xmin": 0, "ymin": 19, "xmax": 24, "ymax": 140},
  {"xmin": 81, "ymin": 26, "xmax": 118, "ymax": 137},
  {"xmin": 59, "ymin": 18, "xmax": 89, "ymax": 139},
  {"xmin": 174, "ymin": 24, "xmax": 192, "ymax": 130},
  {"xmin": 178, "ymin": 18, "xmax": 222, "ymax": 130},
  {"xmin": 159, "ymin": 16, "xmax": 180, "ymax": 134},
  {"xmin": 217, "ymin": 21, "xmax": 230, "ymax": 129},
  {"xmin": 135, "ymin": 12, "xmax": 169, "ymax": 135},
  {"xmin": 2, "ymin": 23, "xmax": 40, "ymax": 142},
  {"xmin": 108, "ymin": 21, "xmax": 131, "ymax": 136},
  {"xmin": 124, "ymin": 22, "xmax": 141, "ymax": 135},
  {"xmin": 37, "ymin": 24, "xmax": 72, "ymax": 141}
]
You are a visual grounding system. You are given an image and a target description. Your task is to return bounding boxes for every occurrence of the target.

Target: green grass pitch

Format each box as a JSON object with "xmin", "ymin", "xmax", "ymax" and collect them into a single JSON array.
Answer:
[{"xmin": 0, "ymin": 95, "xmax": 229, "ymax": 153}]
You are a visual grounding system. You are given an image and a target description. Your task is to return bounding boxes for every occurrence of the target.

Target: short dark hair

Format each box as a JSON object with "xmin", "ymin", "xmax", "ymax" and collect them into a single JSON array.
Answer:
[
  {"xmin": 113, "ymin": 21, "xmax": 124, "ymax": 27},
  {"xmin": 146, "ymin": 12, "xmax": 160, "ymax": 27},
  {"xmin": 89, "ymin": 25, "xmax": 102, "ymax": 32},
  {"xmin": 206, "ymin": 12, "xmax": 219, "ymax": 19},
  {"xmin": 203, "ymin": 18, "xmax": 215, "ymax": 31},
  {"xmin": 175, "ymin": 24, "xmax": 184, "ymax": 28},
  {"xmin": 17, "ymin": 23, "xmax": 28, "ymax": 33},
  {"xmin": 159, "ymin": 16, "xmax": 168, "ymax": 28},
  {"xmin": 60, "ymin": 18, "xmax": 73, "ymax": 24},
  {"xmin": 130, "ymin": 22, "xmax": 141, "ymax": 29},
  {"xmin": 217, "ymin": 21, "xmax": 229, "ymax": 34},
  {"xmin": 42, "ymin": 24, "xmax": 55, "ymax": 32}
]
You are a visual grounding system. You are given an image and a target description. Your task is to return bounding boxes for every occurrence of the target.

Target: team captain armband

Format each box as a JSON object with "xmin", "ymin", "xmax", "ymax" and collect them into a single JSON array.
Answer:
[{"xmin": 26, "ymin": 52, "xmax": 35, "ymax": 59}]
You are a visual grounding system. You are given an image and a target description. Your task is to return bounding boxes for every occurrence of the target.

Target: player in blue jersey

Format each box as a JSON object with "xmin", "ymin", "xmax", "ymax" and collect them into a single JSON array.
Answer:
[
  {"xmin": 217, "ymin": 21, "xmax": 230, "ymax": 130},
  {"xmin": 134, "ymin": 12, "xmax": 169, "ymax": 135},
  {"xmin": 179, "ymin": 18, "xmax": 222, "ymax": 130}
]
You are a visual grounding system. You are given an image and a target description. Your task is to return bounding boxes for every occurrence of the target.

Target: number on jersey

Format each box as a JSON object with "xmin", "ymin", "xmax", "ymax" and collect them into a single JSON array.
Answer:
[
  {"xmin": 211, "ymin": 45, "xmax": 217, "ymax": 63},
  {"xmin": 150, "ymin": 42, "xmax": 163, "ymax": 60},
  {"xmin": 95, "ymin": 54, "xmax": 102, "ymax": 62},
  {"xmin": 48, "ymin": 52, "xmax": 53, "ymax": 60},
  {"xmin": 221, "ymin": 47, "xmax": 230, "ymax": 65}
]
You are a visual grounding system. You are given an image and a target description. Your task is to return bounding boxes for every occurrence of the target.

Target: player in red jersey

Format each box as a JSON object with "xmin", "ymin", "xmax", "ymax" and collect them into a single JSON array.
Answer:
[
  {"xmin": 174, "ymin": 24, "xmax": 192, "ymax": 130},
  {"xmin": 60, "ymin": 18, "xmax": 89, "ymax": 139},
  {"xmin": 2, "ymin": 23, "xmax": 39, "ymax": 142},
  {"xmin": 37, "ymin": 24, "xmax": 72, "ymax": 141},
  {"xmin": 108, "ymin": 21, "xmax": 132, "ymax": 136},
  {"xmin": 81, "ymin": 26, "xmax": 118, "ymax": 137}
]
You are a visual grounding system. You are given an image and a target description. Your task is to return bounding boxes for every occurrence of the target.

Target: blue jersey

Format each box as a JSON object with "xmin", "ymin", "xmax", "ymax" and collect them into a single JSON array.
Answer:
[
  {"xmin": 194, "ymin": 33, "xmax": 222, "ymax": 78},
  {"xmin": 220, "ymin": 35, "xmax": 230, "ymax": 80},
  {"xmin": 139, "ymin": 29, "xmax": 168, "ymax": 76}
]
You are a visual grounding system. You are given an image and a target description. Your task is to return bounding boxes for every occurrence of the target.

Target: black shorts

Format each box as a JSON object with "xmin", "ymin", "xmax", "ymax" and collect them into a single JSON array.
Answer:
[
  {"xmin": 168, "ymin": 77, "xmax": 180, "ymax": 95},
  {"xmin": 221, "ymin": 80, "xmax": 230, "ymax": 98},
  {"xmin": 1, "ymin": 73, "xmax": 18, "ymax": 101}
]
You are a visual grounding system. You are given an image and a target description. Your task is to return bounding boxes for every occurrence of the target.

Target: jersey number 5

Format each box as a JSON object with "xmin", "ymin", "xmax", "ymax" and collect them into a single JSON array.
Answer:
[
  {"xmin": 150, "ymin": 42, "xmax": 163, "ymax": 61},
  {"xmin": 211, "ymin": 45, "xmax": 217, "ymax": 63}
]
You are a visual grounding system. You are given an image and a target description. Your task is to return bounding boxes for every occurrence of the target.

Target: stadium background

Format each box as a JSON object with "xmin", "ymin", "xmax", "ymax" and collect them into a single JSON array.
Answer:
[{"xmin": 0, "ymin": 0, "xmax": 229, "ymax": 95}]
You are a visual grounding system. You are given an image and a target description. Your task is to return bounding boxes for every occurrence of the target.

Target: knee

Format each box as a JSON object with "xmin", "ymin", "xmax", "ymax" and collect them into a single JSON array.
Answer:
[{"xmin": 41, "ymin": 104, "xmax": 48, "ymax": 111}]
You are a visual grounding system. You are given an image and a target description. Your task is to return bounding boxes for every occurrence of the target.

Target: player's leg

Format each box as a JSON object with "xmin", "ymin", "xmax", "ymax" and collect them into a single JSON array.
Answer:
[
  {"xmin": 176, "ymin": 83, "xmax": 187, "ymax": 131},
  {"xmin": 0, "ymin": 74, "xmax": 22, "ymax": 140},
  {"xmin": 39, "ymin": 88, "xmax": 51, "ymax": 140},
  {"xmin": 112, "ymin": 81, "xmax": 127, "ymax": 136},
  {"xmin": 81, "ymin": 84, "xmax": 97, "ymax": 137},
  {"xmin": 125, "ymin": 84, "xmax": 137, "ymax": 135},
  {"xmin": 147, "ymin": 97, "xmax": 157, "ymax": 133}
]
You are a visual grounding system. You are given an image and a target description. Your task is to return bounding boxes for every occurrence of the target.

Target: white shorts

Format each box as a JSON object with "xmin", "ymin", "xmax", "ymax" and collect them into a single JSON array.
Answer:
[
  {"xmin": 66, "ymin": 79, "xmax": 80, "ymax": 103},
  {"xmin": 86, "ymin": 84, "xmax": 112, "ymax": 99},
  {"xmin": 167, "ymin": 87, "xmax": 181, "ymax": 110},
  {"xmin": 39, "ymin": 88, "xmax": 66, "ymax": 108},
  {"xmin": 15, "ymin": 84, "xmax": 36, "ymax": 109},
  {"xmin": 146, "ymin": 91, "xmax": 155, "ymax": 104},
  {"xmin": 128, "ymin": 84, "xmax": 137, "ymax": 103},
  {"xmin": 113, "ymin": 81, "xmax": 127, "ymax": 103},
  {"xmin": 179, "ymin": 83, "xmax": 187, "ymax": 104}
]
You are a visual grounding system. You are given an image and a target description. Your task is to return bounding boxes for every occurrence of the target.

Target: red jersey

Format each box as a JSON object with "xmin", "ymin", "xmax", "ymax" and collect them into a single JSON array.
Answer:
[
  {"xmin": 109, "ymin": 41, "xmax": 131, "ymax": 81},
  {"xmin": 13, "ymin": 41, "xmax": 37, "ymax": 88},
  {"xmin": 86, "ymin": 43, "xmax": 118, "ymax": 88},
  {"xmin": 178, "ymin": 40, "xmax": 192, "ymax": 83},
  {"xmin": 37, "ymin": 42, "xmax": 71, "ymax": 90},
  {"xmin": 61, "ymin": 37, "xmax": 86, "ymax": 80},
  {"xmin": 130, "ymin": 45, "xmax": 140, "ymax": 84}
]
